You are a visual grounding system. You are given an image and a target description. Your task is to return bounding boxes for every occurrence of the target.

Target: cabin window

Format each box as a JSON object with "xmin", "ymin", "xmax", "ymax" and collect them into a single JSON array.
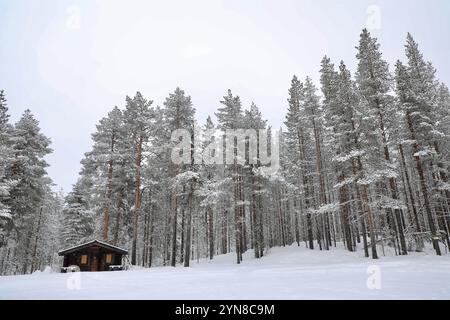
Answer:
[
  {"xmin": 80, "ymin": 255, "xmax": 88, "ymax": 265},
  {"xmin": 106, "ymin": 254, "xmax": 113, "ymax": 264}
]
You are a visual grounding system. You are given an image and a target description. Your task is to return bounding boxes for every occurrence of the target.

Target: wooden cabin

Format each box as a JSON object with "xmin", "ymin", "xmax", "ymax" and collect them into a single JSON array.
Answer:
[{"xmin": 58, "ymin": 240, "xmax": 128, "ymax": 272}]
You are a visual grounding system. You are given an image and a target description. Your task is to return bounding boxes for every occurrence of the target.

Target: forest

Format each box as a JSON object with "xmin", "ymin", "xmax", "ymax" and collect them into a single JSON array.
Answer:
[{"xmin": 0, "ymin": 29, "xmax": 449, "ymax": 275}]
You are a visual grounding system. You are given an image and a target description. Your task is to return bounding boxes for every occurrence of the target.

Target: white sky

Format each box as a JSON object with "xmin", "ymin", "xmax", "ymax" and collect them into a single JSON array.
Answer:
[{"xmin": 1, "ymin": 0, "xmax": 449, "ymax": 192}]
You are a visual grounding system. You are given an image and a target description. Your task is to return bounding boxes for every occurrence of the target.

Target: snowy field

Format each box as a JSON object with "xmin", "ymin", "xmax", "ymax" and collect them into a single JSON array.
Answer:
[{"xmin": 1, "ymin": 245, "xmax": 449, "ymax": 300}]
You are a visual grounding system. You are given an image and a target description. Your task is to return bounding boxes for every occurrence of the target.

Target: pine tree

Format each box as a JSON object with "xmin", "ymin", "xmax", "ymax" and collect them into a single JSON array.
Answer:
[
  {"xmin": 198, "ymin": 116, "xmax": 219, "ymax": 260},
  {"xmin": 123, "ymin": 92, "xmax": 154, "ymax": 265},
  {"xmin": 244, "ymin": 103, "xmax": 267, "ymax": 258},
  {"xmin": 215, "ymin": 89, "xmax": 245, "ymax": 263},
  {"xmin": 7, "ymin": 110, "xmax": 53, "ymax": 273},
  {"xmin": 395, "ymin": 33, "xmax": 443, "ymax": 255},
  {"xmin": 356, "ymin": 29, "xmax": 407, "ymax": 255},
  {"xmin": 320, "ymin": 58, "xmax": 356, "ymax": 253},
  {"xmin": 84, "ymin": 107, "xmax": 125, "ymax": 241},
  {"xmin": 338, "ymin": 61, "xmax": 379, "ymax": 259},
  {"xmin": 60, "ymin": 178, "xmax": 95, "ymax": 247},
  {"xmin": 284, "ymin": 76, "xmax": 315, "ymax": 249},
  {"xmin": 434, "ymin": 84, "xmax": 450, "ymax": 216},
  {"xmin": 30, "ymin": 189, "xmax": 64, "ymax": 273},
  {"xmin": 163, "ymin": 87, "xmax": 196, "ymax": 267},
  {"xmin": 0, "ymin": 91, "xmax": 14, "ymax": 241},
  {"xmin": 303, "ymin": 77, "xmax": 331, "ymax": 250}
]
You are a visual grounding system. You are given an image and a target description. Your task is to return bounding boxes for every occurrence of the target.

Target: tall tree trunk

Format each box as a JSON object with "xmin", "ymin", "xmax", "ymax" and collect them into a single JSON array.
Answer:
[
  {"xmin": 221, "ymin": 210, "xmax": 228, "ymax": 254},
  {"xmin": 350, "ymin": 172, "xmax": 368, "ymax": 257},
  {"xmin": 433, "ymin": 142, "xmax": 450, "ymax": 208},
  {"xmin": 360, "ymin": 184, "xmax": 378, "ymax": 259},
  {"xmin": 349, "ymin": 112, "xmax": 377, "ymax": 258},
  {"xmin": 102, "ymin": 133, "xmax": 115, "ymax": 241},
  {"xmin": 293, "ymin": 198, "xmax": 300, "ymax": 246},
  {"xmin": 277, "ymin": 187, "xmax": 286, "ymax": 247},
  {"xmin": 360, "ymin": 215, "xmax": 369, "ymax": 258},
  {"xmin": 252, "ymin": 187, "xmax": 260, "ymax": 258},
  {"xmin": 298, "ymin": 128, "xmax": 314, "ymax": 249},
  {"xmin": 0, "ymin": 248, "xmax": 11, "ymax": 276},
  {"xmin": 250, "ymin": 194, "xmax": 255, "ymax": 250},
  {"xmin": 30, "ymin": 207, "xmax": 43, "ymax": 274},
  {"xmin": 399, "ymin": 144, "xmax": 421, "ymax": 233},
  {"xmin": 208, "ymin": 206, "xmax": 214, "ymax": 260},
  {"xmin": 376, "ymin": 109, "xmax": 407, "ymax": 255},
  {"xmin": 180, "ymin": 207, "xmax": 185, "ymax": 264},
  {"xmin": 433, "ymin": 142, "xmax": 450, "ymax": 246},
  {"xmin": 406, "ymin": 112, "xmax": 441, "ymax": 255},
  {"xmin": 233, "ymin": 145, "xmax": 242, "ymax": 264},
  {"xmin": 257, "ymin": 184, "xmax": 264, "ymax": 257},
  {"xmin": 414, "ymin": 155, "xmax": 441, "ymax": 255},
  {"xmin": 22, "ymin": 229, "xmax": 33, "ymax": 274},
  {"xmin": 170, "ymin": 189, "xmax": 178, "ymax": 267},
  {"xmin": 147, "ymin": 201, "xmax": 154, "ymax": 267},
  {"xmin": 113, "ymin": 188, "xmax": 125, "ymax": 246},
  {"xmin": 131, "ymin": 134, "xmax": 143, "ymax": 265},
  {"xmin": 354, "ymin": 157, "xmax": 377, "ymax": 258},
  {"xmin": 312, "ymin": 117, "xmax": 329, "ymax": 250},
  {"xmin": 337, "ymin": 163, "xmax": 353, "ymax": 252},
  {"xmin": 184, "ymin": 185, "xmax": 194, "ymax": 267},
  {"xmin": 237, "ymin": 169, "xmax": 244, "ymax": 258},
  {"xmin": 234, "ymin": 189, "xmax": 241, "ymax": 264},
  {"xmin": 142, "ymin": 206, "xmax": 149, "ymax": 267}
]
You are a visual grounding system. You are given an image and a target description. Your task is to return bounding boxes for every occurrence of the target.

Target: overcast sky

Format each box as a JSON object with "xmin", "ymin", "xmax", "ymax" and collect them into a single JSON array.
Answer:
[{"xmin": 1, "ymin": 0, "xmax": 449, "ymax": 192}]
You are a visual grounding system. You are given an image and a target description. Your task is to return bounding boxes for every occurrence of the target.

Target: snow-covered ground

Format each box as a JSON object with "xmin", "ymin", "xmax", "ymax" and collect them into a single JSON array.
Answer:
[{"xmin": 1, "ymin": 245, "xmax": 449, "ymax": 300}]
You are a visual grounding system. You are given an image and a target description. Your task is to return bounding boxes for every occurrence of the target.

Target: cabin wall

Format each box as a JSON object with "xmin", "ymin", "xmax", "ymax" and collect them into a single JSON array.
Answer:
[{"xmin": 62, "ymin": 246, "xmax": 124, "ymax": 272}]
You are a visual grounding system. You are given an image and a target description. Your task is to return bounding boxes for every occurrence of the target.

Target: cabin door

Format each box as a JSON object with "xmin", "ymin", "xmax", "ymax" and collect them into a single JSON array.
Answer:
[{"xmin": 91, "ymin": 254, "xmax": 99, "ymax": 272}]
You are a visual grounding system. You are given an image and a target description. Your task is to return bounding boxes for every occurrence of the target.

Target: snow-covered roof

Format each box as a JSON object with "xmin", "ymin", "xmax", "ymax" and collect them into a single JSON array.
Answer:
[{"xmin": 58, "ymin": 239, "xmax": 128, "ymax": 256}]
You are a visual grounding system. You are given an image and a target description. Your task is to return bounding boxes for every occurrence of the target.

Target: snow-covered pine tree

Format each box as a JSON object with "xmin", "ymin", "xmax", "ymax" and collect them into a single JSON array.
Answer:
[
  {"xmin": 83, "ymin": 107, "xmax": 126, "ymax": 241},
  {"xmin": 434, "ymin": 84, "xmax": 450, "ymax": 223},
  {"xmin": 60, "ymin": 178, "xmax": 95, "ymax": 247},
  {"xmin": 6, "ymin": 110, "xmax": 53, "ymax": 273},
  {"xmin": 215, "ymin": 89, "xmax": 246, "ymax": 263},
  {"xmin": 29, "ymin": 188, "xmax": 64, "ymax": 273},
  {"xmin": 123, "ymin": 92, "xmax": 154, "ymax": 265},
  {"xmin": 356, "ymin": 29, "xmax": 407, "ymax": 255},
  {"xmin": 337, "ymin": 61, "xmax": 379, "ymax": 259},
  {"xmin": 395, "ymin": 33, "xmax": 446, "ymax": 255},
  {"xmin": 162, "ymin": 87, "xmax": 196, "ymax": 267},
  {"xmin": 320, "ymin": 58, "xmax": 356, "ymax": 253},
  {"xmin": 0, "ymin": 91, "xmax": 14, "ymax": 243},
  {"xmin": 142, "ymin": 105, "xmax": 170, "ymax": 266},
  {"xmin": 244, "ymin": 103, "xmax": 267, "ymax": 258},
  {"xmin": 303, "ymin": 77, "xmax": 331, "ymax": 250},
  {"xmin": 197, "ymin": 116, "xmax": 220, "ymax": 260},
  {"xmin": 284, "ymin": 76, "xmax": 315, "ymax": 250}
]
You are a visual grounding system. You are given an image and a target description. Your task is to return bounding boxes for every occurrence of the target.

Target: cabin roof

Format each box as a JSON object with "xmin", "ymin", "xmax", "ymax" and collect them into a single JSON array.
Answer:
[{"xmin": 58, "ymin": 239, "xmax": 128, "ymax": 256}]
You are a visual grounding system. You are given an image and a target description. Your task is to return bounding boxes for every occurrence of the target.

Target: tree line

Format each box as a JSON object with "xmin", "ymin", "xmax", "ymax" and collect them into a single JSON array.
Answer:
[
  {"xmin": 0, "ymin": 29, "xmax": 449, "ymax": 274},
  {"xmin": 0, "ymin": 92, "xmax": 61, "ymax": 275}
]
